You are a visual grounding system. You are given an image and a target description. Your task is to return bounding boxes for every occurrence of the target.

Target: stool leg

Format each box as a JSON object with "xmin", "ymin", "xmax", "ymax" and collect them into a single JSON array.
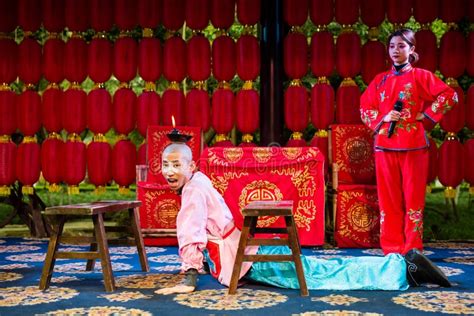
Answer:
[
  {"xmin": 39, "ymin": 216, "xmax": 65, "ymax": 290},
  {"xmin": 285, "ymin": 216, "xmax": 309, "ymax": 296},
  {"xmin": 93, "ymin": 213, "xmax": 115, "ymax": 292},
  {"xmin": 86, "ymin": 230, "xmax": 97, "ymax": 271},
  {"xmin": 129, "ymin": 207, "xmax": 149, "ymax": 272},
  {"xmin": 228, "ymin": 216, "xmax": 253, "ymax": 295}
]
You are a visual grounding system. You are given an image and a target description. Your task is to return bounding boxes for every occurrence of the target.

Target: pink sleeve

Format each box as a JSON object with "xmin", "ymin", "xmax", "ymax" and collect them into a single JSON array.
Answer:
[
  {"xmin": 177, "ymin": 188, "xmax": 208, "ymax": 272},
  {"xmin": 360, "ymin": 76, "xmax": 385, "ymax": 132}
]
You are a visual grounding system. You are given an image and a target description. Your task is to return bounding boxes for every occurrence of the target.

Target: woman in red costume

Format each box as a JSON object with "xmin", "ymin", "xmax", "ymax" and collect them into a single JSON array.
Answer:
[{"xmin": 360, "ymin": 29, "xmax": 458, "ymax": 255}]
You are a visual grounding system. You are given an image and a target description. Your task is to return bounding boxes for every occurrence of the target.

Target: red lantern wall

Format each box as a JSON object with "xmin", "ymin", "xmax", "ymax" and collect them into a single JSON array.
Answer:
[
  {"xmin": 311, "ymin": 31, "xmax": 335, "ymax": 78},
  {"xmin": 466, "ymin": 85, "xmax": 474, "ymax": 131},
  {"xmin": 0, "ymin": 140, "xmax": 16, "ymax": 196},
  {"xmin": 283, "ymin": 0, "xmax": 309, "ymax": 27},
  {"xmin": 284, "ymin": 32, "xmax": 308, "ymax": 80},
  {"xmin": 112, "ymin": 139, "xmax": 137, "ymax": 192},
  {"xmin": 43, "ymin": 37, "xmax": 65, "ymax": 84},
  {"xmin": 311, "ymin": 80, "xmax": 335, "ymax": 130},
  {"xmin": 137, "ymin": 90, "xmax": 160, "ymax": 137},
  {"xmin": 186, "ymin": 0, "xmax": 209, "ymax": 30},
  {"xmin": 464, "ymin": 139, "xmax": 474, "ymax": 189},
  {"xmin": 162, "ymin": 88, "xmax": 185, "ymax": 126},
  {"xmin": 438, "ymin": 137, "xmax": 464, "ymax": 192},
  {"xmin": 211, "ymin": 0, "xmax": 235, "ymax": 29},
  {"xmin": 138, "ymin": 0, "xmax": 162, "ymax": 29},
  {"xmin": 0, "ymin": 89, "xmax": 17, "ymax": 136},
  {"xmin": 386, "ymin": 0, "xmax": 413, "ymax": 25},
  {"xmin": 439, "ymin": 31, "xmax": 466, "ymax": 79},
  {"xmin": 88, "ymin": 37, "xmax": 113, "ymax": 84},
  {"xmin": 185, "ymin": 89, "xmax": 211, "ymax": 132},
  {"xmin": 415, "ymin": 29, "xmax": 437, "ymax": 73},
  {"xmin": 42, "ymin": 85, "xmax": 63, "ymax": 133},
  {"xmin": 212, "ymin": 87, "xmax": 235, "ymax": 145},
  {"xmin": 212, "ymin": 35, "xmax": 236, "ymax": 82},
  {"xmin": 361, "ymin": 40, "xmax": 386, "ymax": 84},
  {"xmin": 87, "ymin": 88, "xmax": 113, "ymax": 135},
  {"xmin": 16, "ymin": 139, "xmax": 41, "ymax": 195},
  {"xmin": 63, "ymin": 137, "xmax": 86, "ymax": 194},
  {"xmin": 285, "ymin": 85, "xmax": 309, "ymax": 146},
  {"xmin": 237, "ymin": 0, "xmax": 260, "ymax": 25},
  {"xmin": 87, "ymin": 141, "xmax": 112, "ymax": 192},
  {"xmin": 114, "ymin": 87, "xmax": 137, "ymax": 136},
  {"xmin": 309, "ymin": 0, "xmax": 333, "ymax": 26},
  {"xmin": 0, "ymin": 39, "xmax": 18, "ymax": 84},
  {"xmin": 114, "ymin": 36, "xmax": 138, "ymax": 83},
  {"xmin": 41, "ymin": 135, "xmax": 63, "ymax": 191}
]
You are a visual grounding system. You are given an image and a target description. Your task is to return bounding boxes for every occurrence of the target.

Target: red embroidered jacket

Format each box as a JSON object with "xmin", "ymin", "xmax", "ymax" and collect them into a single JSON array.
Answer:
[{"xmin": 360, "ymin": 64, "xmax": 458, "ymax": 151}]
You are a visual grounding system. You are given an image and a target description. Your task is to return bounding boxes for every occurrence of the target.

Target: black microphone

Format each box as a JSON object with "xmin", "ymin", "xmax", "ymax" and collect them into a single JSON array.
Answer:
[{"xmin": 387, "ymin": 100, "xmax": 403, "ymax": 138}]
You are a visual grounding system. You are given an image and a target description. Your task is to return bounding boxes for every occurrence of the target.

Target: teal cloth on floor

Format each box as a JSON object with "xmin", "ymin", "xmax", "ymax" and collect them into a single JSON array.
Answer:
[{"xmin": 247, "ymin": 246, "xmax": 409, "ymax": 291}]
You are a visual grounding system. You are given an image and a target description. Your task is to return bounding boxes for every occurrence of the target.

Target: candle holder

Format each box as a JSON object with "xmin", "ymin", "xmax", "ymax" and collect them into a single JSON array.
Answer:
[{"xmin": 167, "ymin": 127, "xmax": 192, "ymax": 143}]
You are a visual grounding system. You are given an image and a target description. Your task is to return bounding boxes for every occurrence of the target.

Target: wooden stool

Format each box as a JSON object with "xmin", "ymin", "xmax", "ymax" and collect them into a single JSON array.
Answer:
[
  {"xmin": 39, "ymin": 200, "xmax": 149, "ymax": 292},
  {"xmin": 228, "ymin": 200, "xmax": 309, "ymax": 296}
]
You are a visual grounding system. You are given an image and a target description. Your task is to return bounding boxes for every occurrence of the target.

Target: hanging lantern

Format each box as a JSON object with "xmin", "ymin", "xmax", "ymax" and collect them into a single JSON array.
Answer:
[
  {"xmin": 439, "ymin": 31, "xmax": 466, "ymax": 79},
  {"xmin": 415, "ymin": 29, "xmax": 437, "ymax": 73},
  {"xmin": 467, "ymin": 32, "xmax": 474, "ymax": 77},
  {"xmin": 439, "ymin": 82, "xmax": 465, "ymax": 133},
  {"xmin": 213, "ymin": 35, "xmax": 236, "ymax": 82},
  {"xmin": 237, "ymin": 0, "xmax": 260, "ymax": 25},
  {"xmin": 114, "ymin": 87, "xmax": 137, "ymax": 136},
  {"xmin": 335, "ymin": 0, "xmax": 359, "ymax": 26},
  {"xmin": 438, "ymin": 135, "xmax": 464, "ymax": 198},
  {"xmin": 137, "ymin": 90, "xmax": 160, "ymax": 137},
  {"xmin": 137, "ymin": 142, "xmax": 147, "ymax": 165},
  {"xmin": 336, "ymin": 78, "xmax": 361, "ymax": 124},
  {"xmin": 41, "ymin": 134, "xmax": 64, "ymax": 192},
  {"xmin": 283, "ymin": 0, "xmax": 309, "ymax": 27},
  {"xmin": 386, "ymin": 0, "xmax": 413, "ymax": 26},
  {"xmin": 427, "ymin": 137, "xmax": 438, "ymax": 186},
  {"xmin": 114, "ymin": 36, "xmax": 138, "ymax": 83},
  {"xmin": 63, "ymin": 135, "xmax": 86, "ymax": 194},
  {"xmin": 309, "ymin": 0, "xmax": 333, "ymax": 26},
  {"xmin": 0, "ymin": 89, "xmax": 17, "ymax": 136},
  {"xmin": 237, "ymin": 35, "xmax": 260, "ymax": 81},
  {"xmin": 360, "ymin": 0, "xmax": 385, "ymax": 27},
  {"xmin": 466, "ymin": 85, "xmax": 474, "ymax": 131},
  {"xmin": 187, "ymin": 35, "xmax": 211, "ymax": 82},
  {"xmin": 439, "ymin": 0, "xmax": 465, "ymax": 24},
  {"xmin": 18, "ymin": 0, "xmax": 42, "ymax": 32},
  {"xmin": 0, "ymin": 38, "xmax": 18, "ymax": 84},
  {"xmin": 18, "ymin": 89, "xmax": 41, "ymax": 136},
  {"xmin": 311, "ymin": 79, "xmax": 334, "ymax": 130},
  {"xmin": 185, "ymin": 88, "xmax": 211, "ymax": 132},
  {"xmin": 0, "ymin": 1, "xmax": 17, "ymax": 33},
  {"xmin": 162, "ymin": 88, "xmax": 185, "ymax": 126},
  {"xmin": 63, "ymin": 85, "xmax": 87, "ymax": 134},
  {"xmin": 16, "ymin": 137, "xmax": 41, "ymax": 195},
  {"xmin": 42, "ymin": 85, "xmax": 63, "ymax": 133},
  {"xmin": 87, "ymin": 140, "xmax": 112, "ymax": 194},
  {"xmin": 236, "ymin": 85, "xmax": 259, "ymax": 145},
  {"xmin": 212, "ymin": 85, "xmax": 235, "ymax": 146},
  {"xmin": 87, "ymin": 87, "xmax": 112, "ymax": 135},
  {"xmin": 114, "ymin": 0, "xmax": 137, "ymax": 31},
  {"xmin": 186, "ymin": 0, "xmax": 210, "ymax": 30},
  {"xmin": 464, "ymin": 139, "xmax": 474, "ymax": 193},
  {"xmin": 65, "ymin": 0, "xmax": 90, "ymax": 32},
  {"xmin": 138, "ymin": 37, "xmax": 163, "ymax": 83},
  {"xmin": 0, "ymin": 138, "xmax": 16, "ymax": 196},
  {"xmin": 64, "ymin": 36, "xmax": 88, "ymax": 84},
  {"xmin": 285, "ymin": 83, "xmax": 308, "ymax": 146},
  {"xmin": 138, "ymin": 0, "xmax": 162, "ymax": 29},
  {"xmin": 413, "ymin": 0, "xmax": 438, "ymax": 25},
  {"xmin": 310, "ymin": 31, "xmax": 335, "ymax": 78},
  {"xmin": 112, "ymin": 139, "xmax": 137, "ymax": 194},
  {"xmin": 336, "ymin": 32, "xmax": 361, "ymax": 79},
  {"xmin": 43, "ymin": 37, "xmax": 65, "ymax": 84},
  {"xmin": 284, "ymin": 32, "xmax": 308, "ymax": 79},
  {"xmin": 88, "ymin": 36, "xmax": 113, "ymax": 84},
  {"xmin": 211, "ymin": 0, "xmax": 235, "ymax": 29},
  {"xmin": 18, "ymin": 37, "xmax": 42, "ymax": 85},
  {"xmin": 361, "ymin": 40, "xmax": 386, "ymax": 84},
  {"xmin": 162, "ymin": 0, "xmax": 185, "ymax": 31},
  {"xmin": 310, "ymin": 130, "xmax": 329, "ymax": 176},
  {"xmin": 163, "ymin": 36, "xmax": 187, "ymax": 83},
  {"xmin": 90, "ymin": 0, "xmax": 114, "ymax": 32},
  {"xmin": 42, "ymin": 0, "xmax": 65, "ymax": 33}
]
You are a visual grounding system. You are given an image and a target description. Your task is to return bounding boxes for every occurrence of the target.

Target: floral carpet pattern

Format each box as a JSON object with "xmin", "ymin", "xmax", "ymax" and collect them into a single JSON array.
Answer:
[{"xmin": 0, "ymin": 237, "xmax": 473, "ymax": 315}]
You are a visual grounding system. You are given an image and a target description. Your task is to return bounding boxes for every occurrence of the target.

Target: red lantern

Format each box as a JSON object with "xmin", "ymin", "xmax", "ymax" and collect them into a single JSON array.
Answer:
[
  {"xmin": 283, "ymin": 0, "xmax": 309, "ymax": 27},
  {"xmin": 112, "ymin": 139, "xmax": 137, "ymax": 192},
  {"xmin": 137, "ymin": 90, "xmax": 160, "ymax": 137},
  {"xmin": 162, "ymin": 88, "xmax": 185, "ymax": 126},
  {"xmin": 212, "ymin": 35, "xmax": 236, "ymax": 82},
  {"xmin": 309, "ymin": 0, "xmax": 333, "ymax": 26},
  {"xmin": 361, "ymin": 40, "xmax": 386, "ymax": 84},
  {"xmin": 87, "ymin": 140, "xmax": 112, "ymax": 192},
  {"xmin": 114, "ymin": 87, "xmax": 137, "ymax": 136},
  {"xmin": 237, "ymin": 35, "xmax": 260, "ymax": 81},
  {"xmin": 284, "ymin": 32, "xmax": 308, "ymax": 79},
  {"xmin": 187, "ymin": 35, "xmax": 211, "ymax": 82},
  {"xmin": 439, "ymin": 83, "xmax": 465, "ymax": 133},
  {"xmin": 162, "ymin": 0, "xmax": 185, "ymax": 31},
  {"xmin": 0, "ymin": 89, "xmax": 17, "ymax": 136},
  {"xmin": 43, "ymin": 38, "xmax": 65, "ymax": 84},
  {"xmin": 64, "ymin": 37, "xmax": 88, "ymax": 84},
  {"xmin": 311, "ymin": 80, "xmax": 335, "ymax": 130},
  {"xmin": 88, "ymin": 37, "xmax": 113, "ymax": 83},
  {"xmin": 65, "ymin": 0, "xmax": 90, "ymax": 32},
  {"xmin": 163, "ymin": 36, "xmax": 187, "ymax": 83},
  {"xmin": 427, "ymin": 137, "xmax": 438, "ymax": 184},
  {"xmin": 237, "ymin": 0, "xmax": 260, "ymax": 25},
  {"xmin": 63, "ymin": 136, "xmax": 86, "ymax": 194},
  {"xmin": 186, "ymin": 0, "xmax": 209, "ymax": 30},
  {"xmin": 360, "ymin": 0, "xmax": 385, "ymax": 27},
  {"xmin": 16, "ymin": 138, "xmax": 41, "ymax": 195},
  {"xmin": 138, "ymin": 37, "xmax": 163, "ymax": 83},
  {"xmin": 438, "ymin": 136, "xmax": 464, "ymax": 196},
  {"xmin": 137, "ymin": 143, "xmax": 147, "ymax": 165},
  {"xmin": 41, "ymin": 135, "xmax": 64, "ymax": 191},
  {"xmin": 42, "ymin": 85, "xmax": 63, "ymax": 133},
  {"xmin": 439, "ymin": 0, "xmax": 466, "ymax": 23},
  {"xmin": 42, "ymin": 0, "xmax": 65, "ymax": 32},
  {"xmin": 439, "ymin": 31, "xmax": 466, "ymax": 79},
  {"xmin": 285, "ymin": 84, "xmax": 308, "ymax": 145},
  {"xmin": 335, "ymin": 0, "xmax": 359, "ymax": 26},
  {"xmin": 114, "ymin": 0, "xmax": 137, "ymax": 30},
  {"xmin": 467, "ymin": 32, "xmax": 474, "ymax": 77},
  {"xmin": 18, "ymin": 37, "xmax": 42, "ymax": 85},
  {"xmin": 63, "ymin": 85, "xmax": 87, "ymax": 134},
  {"xmin": 18, "ymin": 0, "xmax": 42, "ymax": 32},
  {"xmin": 413, "ymin": 0, "xmax": 438, "ymax": 24},
  {"xmin": 415, "ymin": 29, "xmax": 437, "ymax": 73},
  {"xmin": 211, "ymin": 0, "xmax": 235, "ymax": 29},
  {"xmin": 18, "ymin": 90, "xmax": 41, "ymax": 136},
  {"xmin": 212, "ymin": 86, "xmax": 235, "ymax": 143},
  {"xmin": 464, "ymin": 138, "xmax": 474, "ymax": 187},
  {"xmin": 114, "ymin": 36, "xmax": 138, "ymax": 83},
  {"xmin": 90, "ymin": 0, "xmax": 114, "ymax": 32},
  {"xmin": 0, "ymin": 1, "xmax": 17, "ymax": 33},
  {"xmin": 310, "ymin": 31, "xmax": 335, "ymax": 77},
  {"xmin": 0, "ymin": 139, "xmax": 16, "ymax": 196},
  {"xmin": 138, "ymin": 0, "xmax": 162, "ymax": 29},
  {"xmin": 336, "ymin": 79, "xmax": 361, "ymax": 124},
  {"xmin": 336, "ymin": 32, "xmax": 361, "ymax": 78},
  {"xmin": 466, "ymin": 85, "xmax": 474, "ymax": 131},
  {"xmin": 0, "ymin": 39, "xmax": 18, "ymax": 84},
  {"xmin": 87, "ymin": 88, "xmax": 113, "ymax": 135},
  {"xmin": 185, "ymin": 88, "xmax": 211, "ymax": 132},
  {"xmin": 236, "ymin": 87, "xmax": 259, "ymax": 144},
  {"xmin": 310, "ymin": 131, "xmax": 329, "ymax": 176},
  {"xmin": 386, "ymin": 0, "xmax": 413, "ymax": 25}
]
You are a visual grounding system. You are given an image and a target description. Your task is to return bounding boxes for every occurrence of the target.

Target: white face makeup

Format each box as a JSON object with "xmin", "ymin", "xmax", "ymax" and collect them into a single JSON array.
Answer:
[
  {"xmin": 389, "ymin": 35, "xmax": 414, "ymax": 66},
  {"xmin": 162, "ymin": 151, "xmax": 195, "ymax": 192}
]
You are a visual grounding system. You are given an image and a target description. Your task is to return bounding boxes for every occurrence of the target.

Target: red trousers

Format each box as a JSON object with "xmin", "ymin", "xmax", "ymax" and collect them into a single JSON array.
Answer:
[{"xmin": 375, "ymin": 149, "xmax": 428, "ymax": 255}]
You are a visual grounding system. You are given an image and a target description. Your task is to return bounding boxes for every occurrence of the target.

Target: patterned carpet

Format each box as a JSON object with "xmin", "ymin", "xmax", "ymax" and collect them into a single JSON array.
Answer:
[{"xmin": 0, "ymin": 237, "xmax": 473, "ymax": 315}]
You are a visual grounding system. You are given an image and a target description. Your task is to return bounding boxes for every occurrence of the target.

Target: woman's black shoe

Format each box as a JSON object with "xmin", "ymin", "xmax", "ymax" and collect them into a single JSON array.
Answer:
[{"xmin": 404, "ymin": 249, "xmax": 451, "ymax": 287}]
